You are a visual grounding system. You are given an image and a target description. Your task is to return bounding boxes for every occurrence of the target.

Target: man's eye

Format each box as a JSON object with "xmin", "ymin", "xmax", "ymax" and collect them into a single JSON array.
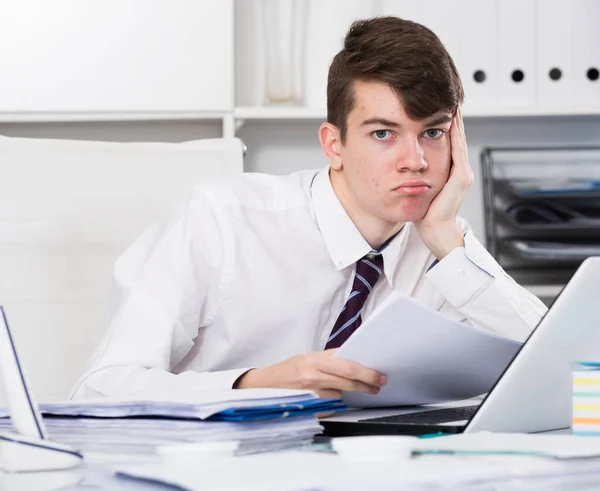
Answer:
[
  {"xmin": 373, "ymin": 130, "xmax": 391, "ymax": 140},
  {"xmin": 425, "ymin": 129, "xmax": 444, "ymax": 138}
]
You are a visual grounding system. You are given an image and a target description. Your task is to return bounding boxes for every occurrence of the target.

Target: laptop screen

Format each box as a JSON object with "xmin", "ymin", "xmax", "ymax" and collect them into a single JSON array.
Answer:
[
  {"xmin": 0, "ymin": 306, "xmax": 47, "ymax": 440},
  {"xmin": 464, "ymin": 268, "xmax": 574, "ymax": 429}
]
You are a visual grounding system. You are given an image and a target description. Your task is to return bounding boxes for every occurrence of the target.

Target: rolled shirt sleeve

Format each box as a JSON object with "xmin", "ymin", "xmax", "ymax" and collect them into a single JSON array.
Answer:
[
  {"xmin": 70, "ymin": 188, "xmax": 250, "ymax": 399},
  {"xmin": 425, "ymin": 231, "xmax": 547, "ymax": 342}
]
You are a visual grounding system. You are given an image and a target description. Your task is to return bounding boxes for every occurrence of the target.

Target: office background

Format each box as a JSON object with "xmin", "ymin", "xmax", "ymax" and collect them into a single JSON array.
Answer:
[
  {"xmin": 0, "ymin": 0, "xmax": 599, "ymax": 402},
  {"xmin": 2, "ymin": 0, "xmax": 599, "ymax": 240}
]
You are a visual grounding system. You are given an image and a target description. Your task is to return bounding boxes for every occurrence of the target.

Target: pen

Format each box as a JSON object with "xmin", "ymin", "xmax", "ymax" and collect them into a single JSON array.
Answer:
[{"xmin": 418, "ymin": 432, "xmax": 452, "ymax": 439}]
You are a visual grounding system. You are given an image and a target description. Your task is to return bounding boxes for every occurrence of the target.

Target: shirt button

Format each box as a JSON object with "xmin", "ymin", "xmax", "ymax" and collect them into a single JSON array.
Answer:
[{"xmin": 457, "ymin": 268, "xmax": 466, "ymax": 278}]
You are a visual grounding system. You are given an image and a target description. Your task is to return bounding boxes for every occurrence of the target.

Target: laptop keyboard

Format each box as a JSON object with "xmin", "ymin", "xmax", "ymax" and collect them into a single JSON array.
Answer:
[{"xmin": 361, "ymin": 405, "xmax": 479, "ymax": 425}]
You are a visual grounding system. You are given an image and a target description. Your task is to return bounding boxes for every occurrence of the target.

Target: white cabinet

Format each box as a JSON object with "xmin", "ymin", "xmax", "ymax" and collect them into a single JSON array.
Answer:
[
  {"xmin": 233, "ymin": 0, "xmax": 600, "ymax": 128},
  {"xmin": 0, "ymin": 0, "xmax": 233, "ymax": 114}
]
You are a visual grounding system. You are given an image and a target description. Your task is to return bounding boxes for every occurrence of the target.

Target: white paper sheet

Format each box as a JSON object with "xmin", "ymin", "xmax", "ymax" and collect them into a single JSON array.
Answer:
[
  {"xmin": 335, "ymin": 292, "xmax": 522, "ymax": 407},
  {"xmin": 114, "ymin": 450, "xmax": 511, "ymax": 491}
]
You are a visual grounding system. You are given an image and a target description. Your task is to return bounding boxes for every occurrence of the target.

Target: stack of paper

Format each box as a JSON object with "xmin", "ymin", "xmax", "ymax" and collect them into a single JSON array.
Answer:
[
  {"xmin": 0, "ymin": 415, "xmax": 322, "ymax": 456},
  {"xmin": 0, "ymin": 389, "xmax": 346, "ymax": 456},
  {"xmin": 572, "ymin": 361, "xmax": 600, "ymax": 436}
]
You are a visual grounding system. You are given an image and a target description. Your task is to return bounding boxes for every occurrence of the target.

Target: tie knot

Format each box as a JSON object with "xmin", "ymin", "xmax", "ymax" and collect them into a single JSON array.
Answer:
[{"xmin": 354, "ymin": 254, "xmax": 384, "ymax": 294}]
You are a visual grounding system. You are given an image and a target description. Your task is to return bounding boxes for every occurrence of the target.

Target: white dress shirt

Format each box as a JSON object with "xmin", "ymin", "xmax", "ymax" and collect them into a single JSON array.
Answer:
[{"xmin": 71, "ymin": 168, "xmax": 548, "ymax": 399}]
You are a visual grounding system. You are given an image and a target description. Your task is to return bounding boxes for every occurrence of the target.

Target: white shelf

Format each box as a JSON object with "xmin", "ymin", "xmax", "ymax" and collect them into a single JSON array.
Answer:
[
  {"xmin": 234, "ymin": 106, "xmax": 327, "ymax": 120},
  {"xmin": 3, "ymin": 105, "xmax": 599, "ymax": 125},
  {"xmin": 524, "ymin": 284, "xmax": 563, "ymax": 298},
  {"xmin": 463, "ymin": 105, "xmax": 600, "ymax": 118},
  {"xmin": 234, "ymin": 105, "xmax": 600, "ymax": 121},
  {"xmin": 0, "ymin": 111, "xmax": 228, "ymax": 123}
]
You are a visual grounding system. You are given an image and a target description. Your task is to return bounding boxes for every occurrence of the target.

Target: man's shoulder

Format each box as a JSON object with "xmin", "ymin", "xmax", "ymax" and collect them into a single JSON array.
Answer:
[{"xmin": 190, "ymin": 168, "xmax": 322, "ymax": 212}]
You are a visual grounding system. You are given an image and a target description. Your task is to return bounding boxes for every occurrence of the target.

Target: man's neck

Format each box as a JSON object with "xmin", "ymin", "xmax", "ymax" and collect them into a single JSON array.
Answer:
[{"xmin": 330, "ymin": 171, "xmax": 404, "ymax": 250}]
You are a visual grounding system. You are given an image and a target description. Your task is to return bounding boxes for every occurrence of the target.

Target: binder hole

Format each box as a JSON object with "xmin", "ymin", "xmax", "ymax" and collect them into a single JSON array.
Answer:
[
  {"xmin": 549, "ymin": 68, "xmax": 562, "ymax": 81},
  {"xmin": 473, "ymin": 70, "xmax": 486, "ymax": 83},
  {"xmin": 587, "ymin": 68, "xmax": 599, "ymax": 81},
  {"xmin": 511, "ymin": 70, "xmax": 525, "ymax": 83}
]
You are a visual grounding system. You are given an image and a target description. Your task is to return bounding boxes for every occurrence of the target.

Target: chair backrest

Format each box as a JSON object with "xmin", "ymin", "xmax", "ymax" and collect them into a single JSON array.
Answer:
[{"xmin": 0, "ymin": 135, "xmax": 244, "ymax": 402}]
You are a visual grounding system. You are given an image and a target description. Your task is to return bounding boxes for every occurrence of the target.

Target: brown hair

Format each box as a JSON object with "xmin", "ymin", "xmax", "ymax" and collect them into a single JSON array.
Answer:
[{"xmin": 327, "ymin": 16, "xmax": 464, "ymax": 144}]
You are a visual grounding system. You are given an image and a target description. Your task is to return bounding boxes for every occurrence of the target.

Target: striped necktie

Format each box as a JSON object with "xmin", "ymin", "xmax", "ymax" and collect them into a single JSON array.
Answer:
[{"xmin": 325, "ymin": 253, "xmax": 384, "ymax": 349}]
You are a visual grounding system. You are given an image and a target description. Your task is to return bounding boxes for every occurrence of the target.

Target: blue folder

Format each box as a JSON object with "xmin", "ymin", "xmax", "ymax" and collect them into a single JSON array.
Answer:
[{"xmin": 208, "ymin": 398, "xmax": 348, "ymax": 421}]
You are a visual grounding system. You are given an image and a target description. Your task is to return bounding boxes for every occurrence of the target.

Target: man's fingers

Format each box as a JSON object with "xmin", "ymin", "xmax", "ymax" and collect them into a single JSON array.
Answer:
[
  {"xmin": 312, "ymin": 372, "xmax": 381, "ymax": 394},
  {"xmin": 450, "ymin": 115, "xmax": 463, "ymax": 169},
  {"xmin": 458, "ymin": 106, "xmax": 467, "ymax": 142},
  {"xmin": 315, "ymin": 389, "xmax": 342, "ymax": 399},
  {"xmin": 450, "ymin": 109, "xmax": 473, "ymax": 189},
  {"xmin": 318, "ymin": 357, "xmax": 386, "ymax": 388}
]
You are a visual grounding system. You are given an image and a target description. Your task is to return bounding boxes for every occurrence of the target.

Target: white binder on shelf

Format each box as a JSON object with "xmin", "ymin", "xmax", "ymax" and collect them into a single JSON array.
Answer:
[
  {"xmin": 456, "ymin": 0, "xmax": 498, "ymax": 112},
  {"xmin": 536, "ymin": 0, "xmax": 574, "ymax": 108},
  {"xmin": 381, "ymin": 0, "xmax": 461, "ymax": 72},
  {"xmin": 497, "ymin": 0, "xmax": 536, "ymax": 108},
  {"xmin": 571, "ymin": 0, "xmax": 600, "ymax": 107}
]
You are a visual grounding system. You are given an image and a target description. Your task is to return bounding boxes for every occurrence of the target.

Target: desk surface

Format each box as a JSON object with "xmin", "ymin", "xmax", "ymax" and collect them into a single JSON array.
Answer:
[{"xmin": 3, "ymin": 450, "xmax": 600, "ymax": 491}]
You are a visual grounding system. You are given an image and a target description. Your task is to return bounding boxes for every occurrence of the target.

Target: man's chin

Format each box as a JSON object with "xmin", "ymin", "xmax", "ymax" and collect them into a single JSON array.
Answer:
[{"xmin": 388, "ymin": 210, "xmax": 428, "ymax": 225}]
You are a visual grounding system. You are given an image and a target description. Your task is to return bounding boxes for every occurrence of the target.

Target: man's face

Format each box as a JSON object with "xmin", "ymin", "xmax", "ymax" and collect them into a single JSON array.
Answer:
[{"xmin": 331, "ymin": 80, "xmax": 453, "ymax": 232}]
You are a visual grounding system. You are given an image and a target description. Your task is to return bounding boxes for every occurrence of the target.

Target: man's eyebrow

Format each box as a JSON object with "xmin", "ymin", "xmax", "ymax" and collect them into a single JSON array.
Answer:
[
  {"xmin": 422, "ymin": 115, "xmax": 453, "ymax": 128},
  {"xmin": 361, "ymin": 118, "xmax": 400, "ymax": 127}
]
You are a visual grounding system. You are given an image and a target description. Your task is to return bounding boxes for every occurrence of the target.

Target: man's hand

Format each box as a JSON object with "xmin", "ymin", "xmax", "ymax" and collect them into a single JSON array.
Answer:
[
  {"xmin": 235, "ymin": 349, "xmax": 386, "ymax": 399},
  {"xmin": 414, "ymin": 106, "xmax": 474, "ymax": 260}
]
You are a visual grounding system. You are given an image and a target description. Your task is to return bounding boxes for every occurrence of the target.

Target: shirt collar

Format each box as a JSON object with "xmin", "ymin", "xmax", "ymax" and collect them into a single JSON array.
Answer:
[
  {"xmin": 378, "ymin": 224, "xmax": 411, "ymax": 286},
  {"xmin": 310, "ymin": 167, "xmax": 411, "ymax": 284}
]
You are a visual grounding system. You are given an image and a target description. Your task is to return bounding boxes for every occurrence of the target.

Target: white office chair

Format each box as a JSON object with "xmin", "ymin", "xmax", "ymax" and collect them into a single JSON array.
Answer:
[{"xmin": 0, "ymin": 135, "xmax": 244, "ymax": 403}]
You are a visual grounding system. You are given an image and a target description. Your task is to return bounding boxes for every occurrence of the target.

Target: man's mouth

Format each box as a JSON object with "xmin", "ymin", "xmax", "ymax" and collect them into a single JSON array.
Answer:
[{"xmin": 393, "ymin": 181, "xmax": 431, "ymax": 195}]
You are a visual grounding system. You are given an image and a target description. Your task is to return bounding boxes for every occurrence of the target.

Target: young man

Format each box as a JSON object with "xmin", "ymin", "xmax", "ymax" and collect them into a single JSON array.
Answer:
[{"xmin": 71, "ymin": 17, "xmax": 546, "ymax": 401}]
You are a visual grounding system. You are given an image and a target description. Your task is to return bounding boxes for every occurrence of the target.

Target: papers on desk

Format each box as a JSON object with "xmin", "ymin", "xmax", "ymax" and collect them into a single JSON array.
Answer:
[
  {"xmin": 335, "ymin": 291, "xmax": 522, "ymax": 408},
  {"xmin": 114, "ymin": 450, "xmax": 512, "ymax": 491},
  {"xmin": 0, "ymin": 415, "xmax": 322, "ymax": 456},
  {"xmin": 18, "ymin": 388, "xmax": 347, "ymax": 421},
  {"xmin": 0, "ymin": 389, "xmax": 347, "ymax": 457},
  {"xmin": 113, "ymin": 443, "xmax": 600, "ymax": 491}
]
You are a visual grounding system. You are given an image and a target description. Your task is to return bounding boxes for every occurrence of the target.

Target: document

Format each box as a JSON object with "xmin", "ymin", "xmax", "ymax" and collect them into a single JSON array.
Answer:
[
  {"xmin": 335, "ymin": 292, "xmax": 522, "ymax": 408},
  {"xmin": 114, "ymin": 450, "xmax": 512, "ymax": 491}
]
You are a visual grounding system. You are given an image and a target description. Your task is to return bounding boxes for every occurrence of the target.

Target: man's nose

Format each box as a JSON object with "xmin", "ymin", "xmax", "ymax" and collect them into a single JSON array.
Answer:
[{"xmin": 396, "ymin": 137, "xmax": 427, "ymax": 172}]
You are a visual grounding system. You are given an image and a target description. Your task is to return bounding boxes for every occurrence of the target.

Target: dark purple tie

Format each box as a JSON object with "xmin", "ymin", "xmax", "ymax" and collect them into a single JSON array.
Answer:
[{"xmin": 325, "ymin": 254, "xmax": 384, "ymax": 349}]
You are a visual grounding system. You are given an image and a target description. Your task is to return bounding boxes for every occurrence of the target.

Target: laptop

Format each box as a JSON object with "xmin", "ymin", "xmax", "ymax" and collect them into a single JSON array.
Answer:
[
  {"xmin": 0, "ymin": 307, "xmax": 82, "ymax": 472},
  {"xmin": 321, "ymin": 256, "xmax": 600, "ymax": 437}
]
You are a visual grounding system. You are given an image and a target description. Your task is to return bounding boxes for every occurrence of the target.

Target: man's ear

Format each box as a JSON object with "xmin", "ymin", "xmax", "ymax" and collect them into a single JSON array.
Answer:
[{"xmin": 318, "ymin": 122, "xmax": 343, "ymax": 170}]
